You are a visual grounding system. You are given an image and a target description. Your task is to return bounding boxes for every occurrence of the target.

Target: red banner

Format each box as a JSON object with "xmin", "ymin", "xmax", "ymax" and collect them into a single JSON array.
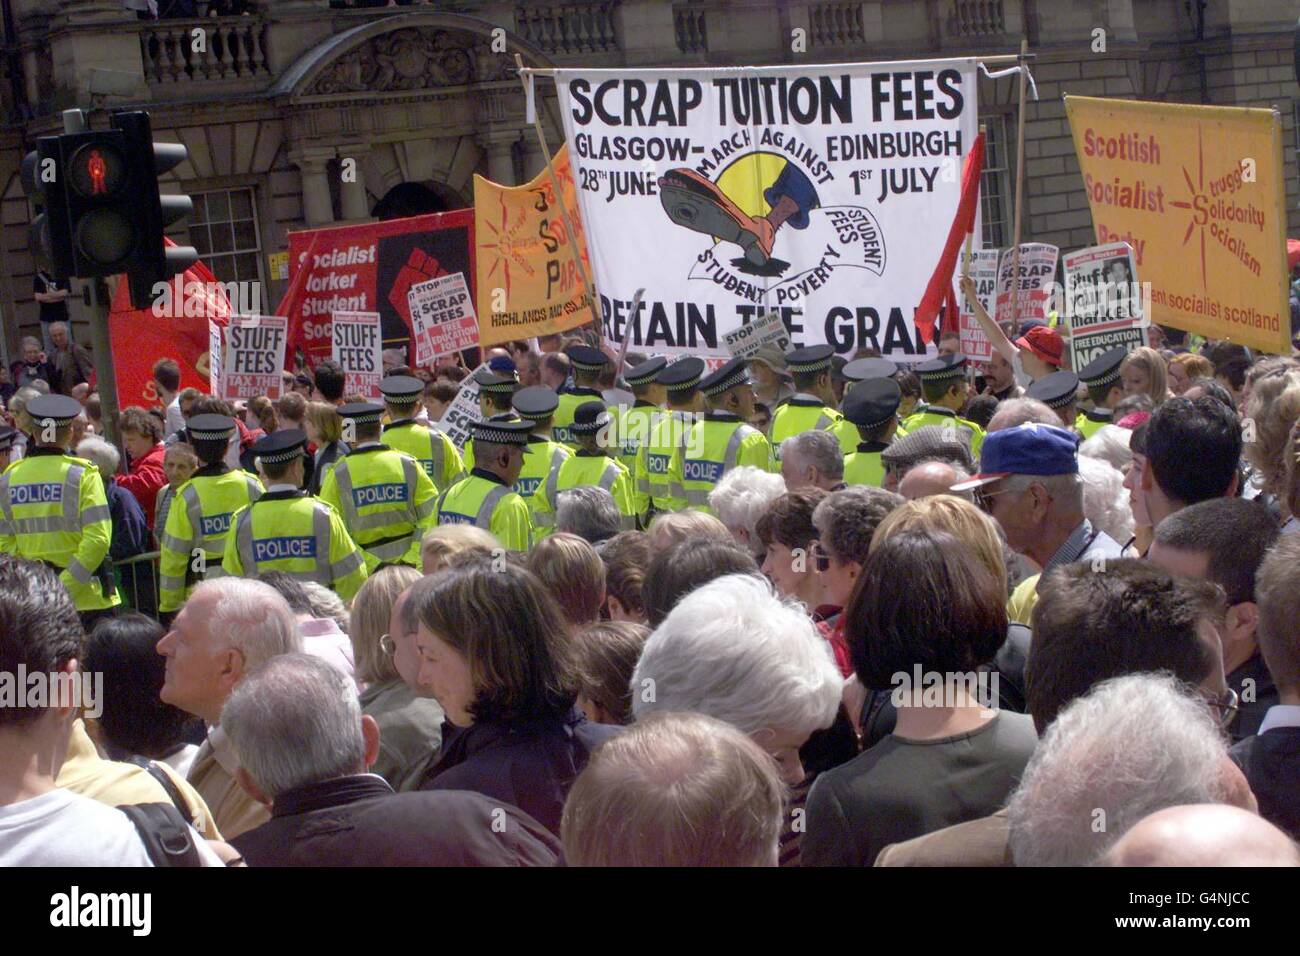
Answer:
[
  {"xmin": 281, "ymin": 210, "xmax": 475, "ymax": 370},
  {"xmin": 108, "ymin": 257, "xmax": 232, "ymax": 408}
]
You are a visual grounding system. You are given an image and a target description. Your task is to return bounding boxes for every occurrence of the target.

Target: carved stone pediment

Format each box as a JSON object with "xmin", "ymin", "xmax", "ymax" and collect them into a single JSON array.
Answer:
[{"xmin": 306, "ymin": 28, "xmax": 478, "ymax": 96}]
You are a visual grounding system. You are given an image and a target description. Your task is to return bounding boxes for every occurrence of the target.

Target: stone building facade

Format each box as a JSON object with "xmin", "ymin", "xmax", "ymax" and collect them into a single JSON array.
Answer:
[{"xmin": 0, "ymin": 0, "xmax": 1295, "ymax": 361}]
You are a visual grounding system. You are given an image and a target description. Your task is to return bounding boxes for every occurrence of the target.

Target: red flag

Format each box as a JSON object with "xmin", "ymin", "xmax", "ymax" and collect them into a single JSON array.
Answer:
[
  {"xmin": 108, "ymin": 241, "xmax": 231, "ymax": 407},
  {"xmin": 914, "ymin": 132, "xmax": 984, "ymax": 347}
]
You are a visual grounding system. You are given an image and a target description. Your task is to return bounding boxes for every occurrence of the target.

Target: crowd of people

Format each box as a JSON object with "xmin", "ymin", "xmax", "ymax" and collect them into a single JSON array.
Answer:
[{"xmin": 2, "ymin": 307, "xmax": 1300, "ymax": 868}]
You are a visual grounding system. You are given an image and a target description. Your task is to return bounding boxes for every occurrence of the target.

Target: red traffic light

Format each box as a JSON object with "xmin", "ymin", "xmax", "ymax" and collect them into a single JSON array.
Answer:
[{"xmin": 67, "ymin": 141, "xmax": 127, "ymax": 200}]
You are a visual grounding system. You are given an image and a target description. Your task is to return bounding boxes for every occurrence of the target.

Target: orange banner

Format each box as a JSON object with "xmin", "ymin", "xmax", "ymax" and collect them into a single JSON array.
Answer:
[
  {"xmin": 1066, "ymin": 96, "xmax": 1290, "ymax": 354},
  {"xmin": 473, "ymin": 145, "xmax": 593, "ymax": 345}
]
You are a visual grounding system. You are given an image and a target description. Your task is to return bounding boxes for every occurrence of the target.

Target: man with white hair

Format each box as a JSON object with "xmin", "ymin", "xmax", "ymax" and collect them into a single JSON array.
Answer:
[
  {"xmin": 555, "ymin": 485, "xmax": 622, "ymax": 545},
  {"xmin": 156, "ymin": 578, "xmax": 303, "ymax": 839},
  {"xmin": 954, "ymin": 423, "xmax": 1123, "ymax": 626},
  {"xmin": 780, "ymin": 430, "xmax": 845, "ymax": 492},
  {"xmin": 224, "ymin": 654, "xmax": 559, "ymax": 866},
  {"xmin": 708, "ymin": 465, "xmax": 786, "ymax": 559},
  {"xmin": 1006, "ymin": 673, "xmax": 1259, "ymax": 866},
  {"xmin": 1100, "ymin": 804, "xmax": 1300, "ymax": 867},
  {"xmin": 985, "ymin": 396, "xmax": 1060, "ymax": 434},
  {"xmin": 48, "ymin": 321, "xmax": 92, "ymax": 395},
  {"xmin": 561, "ymin": 711, "xmax": 785, "ymax": 867}
]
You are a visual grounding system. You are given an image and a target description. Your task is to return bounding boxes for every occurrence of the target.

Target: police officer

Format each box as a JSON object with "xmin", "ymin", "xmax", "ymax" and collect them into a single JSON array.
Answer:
[
  {"xmin": 0, "ymin": 395, "xmax": 119, "ymax": 625},
  {"xmin": 0, "ymin": 426, "xmax": 17, "ymax": 473},
  {"xmin": 842, "ymin": 378, "xmax": 903, "ymax": 488},
  {"xmin": 223, "ymin": 430, "xmax": 369, "ymax": 601},
  {"xmin": 642, "ymin": 357, "xmax": 704, "ymax": 515},
  {"xmin": 319, "ymin": 402, "xmax": 437, "ymax": 570},
  {"xmin": 380, "ymin": 374, "xmax": 463, "ymax": 492},
  {"xmin": 1075, "ymin": 347, "xmax": 1127, "ymax": 439},
  {"xmin": 769, "ymin": 345, "xmax": 857, "ymax": 456},
  {"xmin": 158, "ymin": 413, "xmax": 264, "ymax": 614},
  {"xmin": 842, "ymin": 357, "xmax": 907, "ymax": 437},
  {"xmin": 553, "ymin": 345, "xmax": 608, "ymax": 446},
  {"xmin": 554, "ymin": 401, "xmax": 637, "ymax": 530},
  {"xmin": 901, "ymin": 354, "xmax": 985, "ymax": 458},
  {"xmin": 611, "ymin": 355, "xmax": 667, "ymax": 517},
  {"xmin": 1027, "ymin": 370, "xmax": 1082, "ymax": 432},
  {"xmin": 510, "ymin": 386, "xmax": 571, "ymax": 532},
  {"xmin": 432, "ymin": 417, "xmax": 534, "ymax": 550},
  {"xmin": 460, "ymin": 368, "xmax": 522, "ymax": 474},
  {"xmin": 672, "ymin": 358, "xmax": 773, "ymax": 515}
]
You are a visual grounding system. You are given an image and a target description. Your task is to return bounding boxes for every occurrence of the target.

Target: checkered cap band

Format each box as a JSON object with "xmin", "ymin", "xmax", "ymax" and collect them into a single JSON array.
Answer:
[
  {"xmin": 571, "ymin": 413, "xmax": 612, "ymax": 435},
  {"xmin": 257, "ymin": 446, "xmax": 304, "ymax": 464},
  {"xmin": 1080, "ymin": 366, "xmax": 1122, "ymax": 388},
  {"xmin": 787, "ymin": 357, "xmax": 832, "ymax": 374},
  {"xmin": 343, "ymin": 411, "xmax": 383, "ymax": 425},
  {"xmin": 472, "ymin": 422, "xmax": 531, "ymax": 445},
  {"xmin": 479, "ymin": 380, "xmax": 519, "ymax": 394},
  {"xmin": 917, "ymin": 365, "xmax": 965, "ymax": 382},
  {"xmin": 702, "ymin": 367, "xmax": 750, "ymax": 397},
  {"xmin": 384, "ymin": 392, "xmax": 421, "ymax": 405},
  {"xmin": 190, "ymin": 425, "xmax": 236, "ymax": 440}
]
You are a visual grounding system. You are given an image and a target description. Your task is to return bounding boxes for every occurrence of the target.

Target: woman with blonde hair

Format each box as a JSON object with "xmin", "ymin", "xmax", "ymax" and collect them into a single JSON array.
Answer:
[
  {"xmin": 1244, "ymin": 369, "xmax": 1300, "ymax": 504},
  {"xmin": 305, "ymin": 400, "xmax": 347, "ymax": 495},
  {"xmin": 527, "ymin": 532, "xmax": 606, "ymax": 628},
  {"xmin": 350, "ymin": 564, "xmax": 445, "ymax": 791},
  {"xmin": 1120, "ymin": 346, "xmax": 1172, "ymax": 406},
  {"xmin": 645, "ymin": 509, "xmax": 731, "ymax": 552},
  {"xmin": 420, "ymin": 524, "xmax": 499, "ymax": 574},
  {"xmin": 1167, "ymin": 352, "xmax": 1213, "ymax": 396}
]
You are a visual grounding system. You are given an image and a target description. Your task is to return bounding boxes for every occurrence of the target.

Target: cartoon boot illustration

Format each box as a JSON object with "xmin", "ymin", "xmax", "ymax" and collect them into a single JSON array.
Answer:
[{"xmin": 658, "ymin": 162, "xmax": 819, "ymax": 269}]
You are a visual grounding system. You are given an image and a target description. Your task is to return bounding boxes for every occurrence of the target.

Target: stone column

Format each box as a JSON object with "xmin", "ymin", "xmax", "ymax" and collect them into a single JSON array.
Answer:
[
  {"xmin": 478, "ymin": 131, "xmax": 519, "ymax": 186},
  {"xmin": 290, "ymin": 147, "xmax": 336, "ymax": 226},
  {"xmin": 338, "ymin": 146, "xmax": 372, "ymax": 221}
]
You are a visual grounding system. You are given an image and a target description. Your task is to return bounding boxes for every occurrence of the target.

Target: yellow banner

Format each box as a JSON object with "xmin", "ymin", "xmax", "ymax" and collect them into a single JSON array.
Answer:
[
  {"xmin": 474, "ymin": 145, "xmax": 594, "ymax": 345},
  {"xmin": 1065, "ymin": 96, "xmax": 1290, "ymax": 354}
]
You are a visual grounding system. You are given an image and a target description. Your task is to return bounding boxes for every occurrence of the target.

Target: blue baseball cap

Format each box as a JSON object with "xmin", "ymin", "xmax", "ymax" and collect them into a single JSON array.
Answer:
[{"xmin": 950, "ymin": 422, "xmax": 1080, "ymax": 492}]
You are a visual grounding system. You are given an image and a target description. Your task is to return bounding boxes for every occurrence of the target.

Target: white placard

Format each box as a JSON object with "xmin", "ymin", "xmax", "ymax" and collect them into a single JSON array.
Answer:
[
  {"xmin": 437, "ymin": 362, "xmax": 489, "ymax": 450},
  {"xmin": 220, "ymin": 315, "xmax": 287, "ymax": 401},
  {"xmin": 331, "ymin": 310, "xmax": 383, "ymax": 400},
  {"xmin": 408, "ymin": 272, "xmax": 481, "ymax": 368},
  {"xmin": 1064, "ymin": 241, "xmax": 1151, "ymax": 368}
]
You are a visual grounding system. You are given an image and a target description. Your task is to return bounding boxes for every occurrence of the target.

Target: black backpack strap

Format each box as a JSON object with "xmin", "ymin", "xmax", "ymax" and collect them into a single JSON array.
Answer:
[
  {"xmin": 118, "ymin": 803, "xmax": 203, "ymax": 868},
  {"xmin": 128, "ymin": 756, "xmax": 195, "ymax": 827}
]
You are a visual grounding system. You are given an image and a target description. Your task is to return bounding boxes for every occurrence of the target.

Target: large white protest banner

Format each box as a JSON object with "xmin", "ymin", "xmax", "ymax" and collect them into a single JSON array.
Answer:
[
  {"xmin": 1064, "ymin": 242, "xmax": 1150, "ymax": 367},
  {"xmin": 958, "ymin": 248, "xmax": 999, "ymax": 366},
  {"xmin": 331, "ymin": 311, "xmax": 383, "ymax": 400},
  {"xmin": 437, "ymin": 362, "xmax": 489, "ymax": 450},
  {"xmin": 995, "ymin": 243, "xmax": 1059, "ymax": 327},
  {"xmin": 553, "ymin": 60, "xmax": 980, "ymax": 361},
  {"xmin": 219, "ymin": 316, "xmax": 288, "ymax": 401},
  {"xmin": 408, "ymin": 272, "xmax": 481, "ymax": 368}
]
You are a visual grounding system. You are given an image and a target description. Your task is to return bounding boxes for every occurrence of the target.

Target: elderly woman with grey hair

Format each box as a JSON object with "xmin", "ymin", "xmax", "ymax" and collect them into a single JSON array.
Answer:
[
  {"xmin": 555, "ymin": 485, "xmax": 622, "ymax": 545},
  {"xmin": 633, "ymin": 573, "xmax": 847, "ymax": 865},
  {"xmin": 76, "ymin": 436, "xmax": 153, "ymax": 612},
  {"xmin": 707, "ymin": 465, "xmax": 786, "ymax": 559}
]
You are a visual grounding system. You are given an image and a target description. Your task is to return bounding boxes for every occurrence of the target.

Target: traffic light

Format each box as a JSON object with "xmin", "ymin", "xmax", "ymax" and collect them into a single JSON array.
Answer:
[
  {"xmin": 18, "ymin": 110, "xmax": 197, "ymax": 310},
  {"xmin": 112, "ymin": 111, "xmax": 198, "ymax": 311}
]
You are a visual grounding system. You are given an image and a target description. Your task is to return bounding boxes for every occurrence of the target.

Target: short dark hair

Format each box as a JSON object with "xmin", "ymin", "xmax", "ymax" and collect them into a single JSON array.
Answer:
[
  {"xmin": 964, "ymin": 393, "xmax": 999, "ymax": 429},
  {"xmin": 1215, "ymin": 355, "xmax": 1252, "ymax": 391},
  {"xmin": 1256, "ymin": 534, "xmax": 1300, "ymax": 693},
  {"xmin": 152, "ymin": 358, "xmax": 181, "ymax": 393},
  {"xmin": 259, "ymin": 571, "xmax": 314, "ymax": 616},
  {"xmin": 1152, "ymin": 498, "xmax": 1279, "ymax": 605},
  {"xmin": 1184, "ymin": 377, "xmax": 1235, "ymax": 410},
  {"xmin": 600, "ymin": 530, "xmax": 651, "ymax": 619},
  {"xmin": 755, "ymin": 489, "xmax": 826, "ymax": 551},
  {"xmin": 411, "ymin": 557, "xmax": 576, "ymax": 723},
  {"xmin": 1145, "ymin": 396, "xmax": 1241, "ymax": 506},
  {"xmin": 1026, "ymin": 560, "xmax": 1221, "ymax": 734},
  {"xmin": 426, "ymin": 380, "xmax": 459, "ymax": 403},
  {"xmin": 813, "ymin": 486, "xmax": 904, "ymax": 566},
  {"xmin": 895, "ymin": 369, "xmax": 921, "ymax": 400},
  {"xmin": 83, "ymin": 613, "xmax": 202, "ymax": 759},
  {"xmin": 792, "ymin": 368, "xmax": 827, "ymax": 391},
  {"xmin": 0, "ymin": 557, "xmax": 83, "ymax": 728},
  {"xmin": 846, "ymin": 529, "xmax": 1006, "ymax": 691},
  {"xmin": 313, "ymin": 360, "xmax": 346, "ymax": 402},
  {"xmin": 1086, "ymin": 382, "xmax": 1120, "ymax": 408},
  {"xmin": 921, "ymin": 377, "xmax": 961, "ymax": 405},
  {"xmin": 189, "ymin": 396, "xmax": 233, "ymax": 418},
  {"xmin": 120, "ymin": 405, "xmax": 162, "ymax": 443},
  {"xmin": 642, "ymin": 539, "xmax": 760, "ymax": 628}
]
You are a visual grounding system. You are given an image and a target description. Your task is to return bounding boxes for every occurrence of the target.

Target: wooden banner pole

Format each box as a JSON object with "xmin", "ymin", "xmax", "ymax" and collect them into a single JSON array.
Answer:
[
  {"xmin": 1007, "ymin": 38, "xmax": 1030, "ymax": 331},
  {"xmin": 514, "ymin": 53, "xmax": 604, "ymax": 343}
]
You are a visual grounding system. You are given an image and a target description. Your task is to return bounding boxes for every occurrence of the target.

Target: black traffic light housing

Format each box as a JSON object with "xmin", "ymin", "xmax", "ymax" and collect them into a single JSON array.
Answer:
[{"xmin": 19, "ymin": 110, "xmax": 198, "ymax": 310}]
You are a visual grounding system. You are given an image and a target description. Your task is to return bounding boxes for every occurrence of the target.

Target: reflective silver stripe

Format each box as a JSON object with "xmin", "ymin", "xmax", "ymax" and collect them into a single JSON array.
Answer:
[
  {"xmin": 533, "ymin": 509, "xmax": 555, "ymax": 529},
  {"xmin": 400, "ymin": 457, "xmax": 423, "ymax": 522},
  {"xmin": 80, "ymin": 505, "xmax": 110, "ymax": 526},
  {"xmin": 161, "ymin": 533, "xmax": 193, "ymax": 553},
  {"xmin": 330, "ymin": 548, "xmax": 365, "ymax": 579},
  {"xmin": 723, "ymin": 424, "xmax": 757, "ymax": 471},
  {"xmin": 312, "ymin": 504, "xmax": 332, "ymax": 582},
  {"xmin": 331, "ymin": 462, "xmax": 359, "ymax": 529},
  {"xmin": 598, "ymin": 463, "xmax": 620, "ymax": 492},
  {"xmin": 683, "ymin": 487, "xmax": 711, "ymax": 506},
  {"xmin": 367, "ymin": 536, "xmax": 411, "ymax": 561},
  {"xmin": 159, "ymin": 573, "xmax": 186, "ymax": 590},
  {"xmin": 182, "ymin": 485, "xmax": 203, "ymax": 548},
  {"xmin": 815, "ymin": 413, "xmax": 835, "ymax": 431},
  {"xmin": 475, "ymin": 486, "xmax": 511, "ymax": 529},
  {"xmin": 544, "ymin": 452, "xmax": 564, "ymax": 508},
  {"xmin": 63, "ymin": 466, "xmax": 82, "ymax": 527},
  {"xmin": 414, "ymin": 496, "xmax": 435, "ymax": 520},
  {"xmin": 235, "ymin": 508, "xmax": 257, "ymax": 576},
  {"xmin": 66, "ymin": 557, "xmax": 93, "ymax": 584},
  {"xmin": 246, "ymin": 476, "xmax": 263, "ymax": 503},
  {"xmin": 352, "ymin": 509, "xmax": 400, "ymax": 532},
  {"xmin": 205, "ymin": 565, "xmax": 228, "ymax": 580},
  {"xmin": 434, "ymin": 486, "xmax": 451, "ymax": 522},
  {"xmin": 0, "ymin": 473, "xmax": 12, "ymax": 524},
  {"xmin": 429, "ymin": 432, "xmax": 445, "ymax": 485},
  {"xmin": 13, "ymin": 515, "xmax": 79, "ymax": 535}
]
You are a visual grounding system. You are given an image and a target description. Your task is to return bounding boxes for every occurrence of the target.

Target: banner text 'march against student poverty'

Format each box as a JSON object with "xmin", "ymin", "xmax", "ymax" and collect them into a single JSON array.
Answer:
[{"xmin": 555, "ymin": 61, "xmax": 980, "ymax": 361}]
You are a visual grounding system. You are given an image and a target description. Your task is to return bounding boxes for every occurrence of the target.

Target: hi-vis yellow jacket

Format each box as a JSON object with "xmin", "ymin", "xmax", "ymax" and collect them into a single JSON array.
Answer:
[
  {"xmin": 0, "ymin": 448, "xmax": 120, "ymax": 612},
  {"xmin": 381, "ymin": 419, "xmax": 464, "ymax": 493},
  {"xmin": 159, "ymin": 465, "xmax": 264, "ymax": 612},
  {"xmin": 318, "ymin": 444, "xmax": 437, "ymax": 570}
]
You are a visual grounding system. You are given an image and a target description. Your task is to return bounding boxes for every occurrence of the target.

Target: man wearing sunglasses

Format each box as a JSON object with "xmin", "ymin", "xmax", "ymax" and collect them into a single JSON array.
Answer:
[{"xmin": 952, "ymin": 422, "xmax": 1124, "ymax": 626}]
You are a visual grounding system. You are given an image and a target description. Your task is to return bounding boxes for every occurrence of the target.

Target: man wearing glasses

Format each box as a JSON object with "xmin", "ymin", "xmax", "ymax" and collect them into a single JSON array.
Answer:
[{"xmin": 952, "ymin": 422, "xmax": 1124, "ymax": 626}]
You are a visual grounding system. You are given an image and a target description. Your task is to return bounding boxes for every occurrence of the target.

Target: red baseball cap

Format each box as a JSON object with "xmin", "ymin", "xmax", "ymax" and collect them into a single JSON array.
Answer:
[{"xmin": 1015, "ymin": 325, "xmax": 1065, "ymax": 368}]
